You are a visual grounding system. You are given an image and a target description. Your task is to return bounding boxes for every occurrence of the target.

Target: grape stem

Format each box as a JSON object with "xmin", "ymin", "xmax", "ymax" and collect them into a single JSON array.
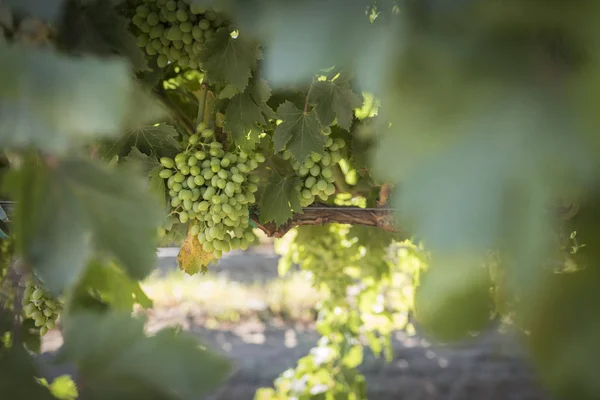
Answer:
[
  {"xmin": 250, "ymin": 204, "xmax": 399, "ymax": 238},
  {"xmin": 195, "ymin": 84, "xmax": 208, "ymax": 128}
]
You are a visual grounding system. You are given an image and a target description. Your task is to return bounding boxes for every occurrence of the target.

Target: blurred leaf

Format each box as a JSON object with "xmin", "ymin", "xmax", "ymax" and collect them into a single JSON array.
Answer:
[
  {"xmin": 57, "ymin": 0, "xmax": 147, "ymax": 70},
  {"xmin": 72, "ymin": 260, "xmax": 153, "ymax": 312},
  {"xmin": 125, "ymin": 148, "xmax": 169, "ymax": 211},
  {"xmin": 39, "ymin": 375, "xmax": 79, "ymax": 400},
  {"xmin": 0, "ymin": 345, "xmax": 55, "ymax": 400},
  {"xmin": 4, "ymin": 158, "xmax": 161, "ymax": 294},
  {"xmin": 273, "ymin": 101, "xmax": 325, "ymax": 162},
  {"xmin": 57, "ymin": 312, "xmax": 231, "ymax": 400},
  {"xmin": 103, "ymin": 123, "xmax": 181, "ymax": 160},
  {"xmin": 259, "ymin": 174, "xmax": 302, "ymax": 227},
  {"xmin": 4, "ymin": 0, "xmax": 66, "ymax": 23},
  {"xmin": 414, "ymin": 254, "xmax": 494, "ymax": 343},
  {"xmin": 0, "ymin": 44, "xmax": 131, "ymax": 154},
  {"xmin": 224, "ymin": 76, "xmax": 274, "ymax": 150},
  {"xmin": 233, "ymin": 0, "xmax": 394, "ymax": 91},
  {"xmin": 200, "ymin": 27, "xmax": 259, "ymax": 92},
  {"xmin": 177, "ymin": 228, "xmax": 215, "ymax": 275},
  {"xmin": 342, "ymin": 345, "xmax": 363, "ymax": 369},
  {"xmin": 309, "ymin": 75, "xmax": 361, "ymax": 130}
]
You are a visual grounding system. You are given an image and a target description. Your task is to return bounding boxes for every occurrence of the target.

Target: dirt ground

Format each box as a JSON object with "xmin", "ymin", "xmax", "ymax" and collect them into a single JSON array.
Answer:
[{"xmin": 40, "ymin": 246, "xmax": 554, "ymax": 400}]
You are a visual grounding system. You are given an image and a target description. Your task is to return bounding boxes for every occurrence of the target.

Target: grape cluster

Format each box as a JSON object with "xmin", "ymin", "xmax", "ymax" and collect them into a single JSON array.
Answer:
[
  {"xmin": 159, "ymin": 123, "xmax": 263, "ymax": 258},
  {"xmin": 132, "ymin": 0, "xmax": 228, "ymax": 69},
  {"xmin": 22, "ymin": 279, "xmax": 61, "ymax": 336},
  {"xmin": 282, "ymin": 136, "xmax": 345, "ymax": 207}
]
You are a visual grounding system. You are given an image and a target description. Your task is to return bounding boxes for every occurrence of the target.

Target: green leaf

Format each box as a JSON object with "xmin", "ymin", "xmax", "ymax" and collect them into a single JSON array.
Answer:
[
  {"xmin": 200, "ymin": 28, "xmax": 259, "ymax": 92},
  {"xmin": 309, "ymin": 76, "xmax": 361, "ymax": 130},
  {"xmin": 0, "ymin": 44, "xmax": 131, "ymax": 154},
  {"xmin": 125, "ymin": 148, "xmax": 168, "ymax": 210},
  {"xmin": 57, "ymin": 312, "xmax": 231, "ymax": 400},
  {"xmin": 72, "ymin": 260, "xmax": 153, "ymax": 312},
  {"xmin": 273, "ymin": 101, "xmax": 325, "ymax": 162},
  {"xmin": 103, "ymin": 123, "xmax": 181, "ymax": 160},
  {"xmin": 224, "ymin": 76, "xmax": 274, "ymax": 149},
  {"xmin": 259, "ymin": 174, "xmax": 302, "ymax": 227},
  {"xmin": 58, "ymin": 0, "xmax": 147, "ymax": 71},
  {"xmin": 0, "ymin": 345, "xmax": 55, "ymax": 400},
  {"xmin": 342, "ymin": 345, "xmax": 363, "ymax": 369},
  {"xmin": 5, "ymin": 158, "xmax": 161, "ymax": 294}
]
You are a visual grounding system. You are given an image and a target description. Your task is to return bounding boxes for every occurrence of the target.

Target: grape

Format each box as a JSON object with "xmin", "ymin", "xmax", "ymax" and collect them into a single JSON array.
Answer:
[
  {"xmin": 159, "ymin": 169, "xmax": 173, "ymax": 178},
  {"xmin": 283, "ymin": 137, "xmax": 346, "ymax": 207},
  {"xmin": 157, "ymin": 54, "xmax": 169, "ymax": 67},
  {"xmin": 198, "ymin": 19, "xmax": 210, "ymax": 30},
  {"xmin": 22, "ymin": 278, "xmax": 61, "ymax": 337},
  {"xmin": 147, "ymin": 12, "xmax": 160, "ymax": 26}
]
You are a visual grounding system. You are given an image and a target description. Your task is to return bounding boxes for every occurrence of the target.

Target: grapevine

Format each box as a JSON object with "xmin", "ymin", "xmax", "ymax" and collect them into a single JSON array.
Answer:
[{"xmin": 131, "ymin": 0, "xmax": 228, "ymax": 69}]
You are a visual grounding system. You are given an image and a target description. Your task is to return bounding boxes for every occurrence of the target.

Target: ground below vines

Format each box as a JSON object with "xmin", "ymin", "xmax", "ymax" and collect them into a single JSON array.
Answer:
[{"xmin": 39, "ymin": 245, "xmax": 553, "ymax": 400}]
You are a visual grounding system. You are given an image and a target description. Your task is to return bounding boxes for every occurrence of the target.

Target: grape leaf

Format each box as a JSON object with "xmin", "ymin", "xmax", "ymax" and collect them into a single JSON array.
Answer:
[
  {"xmin": 4, "ymin": 158, "xmax": 162, "ymax": 294},
  {"xmin": 103, "ymin": 123, "xmax": 181, "ymax": 160},
  {"xmin": 273, "ymin": 101, "xmax": 325, "ymax": 162},
  {"xmin": 72, "ymin": 260, "xmax": 153, "ymax": 312},
  {"xmin": 199, "ymin": 27, "xmax": 259, "ymax": 92},
  {"xmin": 309, "ymin": 76, "xmax": 361, "ymax": 130},
  {"xmin": 0, "ymin": 345, "xmax": 55, "ymax": 400},
  {"xmin": 125, "ymin": 148, "xmax": 168, "ymax": 210},
  {"xmin": 0, "ymin": 44, "xmax": 131, "ymax": 155},
  {"xmin": 58, "ymin": 0, "xmax": 147, "ymax": 71},
  {"xmin": 259, "ymin": 174, "xmax": 302, "ymax": 227},
  {"xmin": 177, "ymin": 228, "xmax": 215, "ymax": 275},
  {"xmin": 57, "ymin": 312, "xmax": 231, "ymax": 400},
  {"xmin": 224, "ymin": 76, "xmax": 274, "ymax": 149},
  {"xmin": 46, "ymin": 375, "xmax": 78, "ymax": 400}
]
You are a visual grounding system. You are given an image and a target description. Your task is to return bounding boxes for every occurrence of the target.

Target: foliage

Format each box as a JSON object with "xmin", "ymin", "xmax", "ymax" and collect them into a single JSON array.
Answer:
[{"xmin": 0, "ymin": 0, "xmax": 600, "ymax": 399}]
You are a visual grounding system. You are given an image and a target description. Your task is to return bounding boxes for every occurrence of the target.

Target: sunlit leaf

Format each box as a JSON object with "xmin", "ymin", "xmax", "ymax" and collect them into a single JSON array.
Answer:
[
  {"xmin": 308, "ymin": 75, "xmax": 361, "ymax": 130},
  {"xmin": 177, "ymin": 228, "xmax": 215, "ymax": 275}
]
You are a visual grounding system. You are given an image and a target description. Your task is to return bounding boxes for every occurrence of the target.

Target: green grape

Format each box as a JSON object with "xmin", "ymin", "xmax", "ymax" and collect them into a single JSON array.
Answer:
[
  {"xmin": 193, "ymin": 175, "xmax": 205, "ymax": 185},
  {"xmin": 316, "ymin": 180, "xmax": 328, "ymax": 191},
  {"xmin": 182, "ymin": 32, "xmax": 193, "ymax": 44},
  {"xmin": 145, "ymin": 43, "xmax": 158, "ymax": 55},
  {"xmin": 167, "ymin": 26, "xmax": 182, "ymax": 41},
  {"xmin": 190, "ymin": 3, "xmax": 206, "ymax": 14},
  {"xmin": 305, "ymin": 176, "xmax": 317, "ymax": 188},
  {"xmin": 137, "ymin": 5, "xmax": 150, "ymax": 17},
  {"xmin": 175, "ymin": 153, "xmax": 186, "ymax": 163},
  {"xmin": 324, "ymin": 184, "xmax": 336, "ymax": 196},
  {"xmin": 183, "ymin": 199, "xmax": 193, "ymax": 210},
  {"xmin": 211, "ymin": 164, "xmax": 221, "ymax": 173},
  {"xmin": 166, "ymin": 0, "xmax": 177, "ymax": 11},
  {"xmin": 203, "ymin": 186, "xmax": 216, "ymax": 200},
  {"xmin": 334, "ymin": 138, "xmax": 346, "ymax": 148},
  {"xmin": 159, "ymin": 169, "xmax": 173, "ymax": 179},
  {"xmin": 217, "ymin": 169, "xmax": 228, "ymax": 179},
  {"xmin": 201, "ymin": 128, "xmax": 214, "ymax": 138},
  {"xmin": 150, "ymin": 24, "xmax": 164, "ymax": 39},
  {"xmin": 247, "ymin": 183, "xmax": 258, "ymax": 193},
  {"xmin": 173, "ymin": 172, "xmax": 185, "ymax": 182},
  {"xmin": 179, "ymin": 211, "xmax": 189, "ymax": 223},
  {"xmin": 198, "ymin": 19, "xmax": 210, "ymax": 30},
  {"xmin": 191, "ymin": 25, "xmax": 204, "ymax": 40},
  {"xmin": 190, "ymin": 224, "xmax": 201, "ymax": 236},
  {"xmin": 330, "ymin": 144, "xmax": 339, "ymax": 152},
  {"xmin": 176, "ymin": 9, "xmax": 188, "ymax": 21},
  {"xmin": 179, "ymin": 165, "xmax": 190, "ymax": 175},
  {"xmin": 325, "ymin": 137, "xmax": 334, "ymax": 147},
  {"xmin": 331, "ymin": 152, "xmax": 342, "ymax": 163},
  {"xmin": 137, "ymin": 34, "xmax": 149, "ymax": 47},
  {"xmin": 217, "ymin": 179, "xmax": 227, "ymax": 189},
  {"xmin": 249, "ymin": 174, "xmax": 259, "ymax": 183},
  {"xmin": 171, "ymin": 197, "xmax": 182, "ymax": 207},
  {"xmin": 169, "ymin": 189, "xmax": 177, "ymax": 197},
  {"xmin": 203, "ymin": 170, "xmax": 214, "ymax": 180},
  {"xmin": 321, "ymin": 167, "xmax": 333, "ymax": 179},
  {"xmin": 132, "ymin": 14, "xmax": 144, "ymax": 26},
  {"xmin": 180, "ymin": 21, "xmax": 192, "ymax": 33},
  {"xmin": 197, "ymin": 201, "xmax": 210, "ymax": 211},
  {"xmin": 188, "ymin": 156, "xmax": 198, "ymax": 166},
  {"xmin": 186, "ymin": 176, "xmax": 196, "ymax": 189},
  {"xmin": 194, "ymin": 150, "xmax": 206, "ymax": 160},
  {"xmin": 297, "ymin": 167, "xmax": 309, "ymax": 177},
  {"xmin": 232, "ymin": 173, "xmax": 244, "ymax": 183},
  {"xmin": 301, "ymin": 189, "xmax": 312, "ymax": 199},
  {"xmin": 310, "ymin": 165, "xmax": 321, "ymax": 176},
  {"xmin": 179, "ymin": 56, "xmax": 189, "ymax": 67},
  {"xmin": 147, "ymin": 12, "xmax": 160, "ymax": 26},
  {"xmin": 157, "ymin": 54, "xmax": 169, "ymax": 67}
]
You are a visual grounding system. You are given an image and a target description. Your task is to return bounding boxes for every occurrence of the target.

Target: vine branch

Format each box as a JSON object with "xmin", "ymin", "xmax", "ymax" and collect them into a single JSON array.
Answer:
[{"xmin": 250, "ymin": 205, "xmax": 399, "ymax": 238}]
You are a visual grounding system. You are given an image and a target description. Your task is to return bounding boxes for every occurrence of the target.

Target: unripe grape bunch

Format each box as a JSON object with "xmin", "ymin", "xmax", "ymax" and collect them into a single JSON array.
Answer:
[
  {"xmin": 283, "ymin": 135, "xmax": 346, "ymax": 207},
  {"xmin": 131, "ymin": 0, "xmax": 229, "ymax": 69},
  {"xmin": 159, "ymin": 123, "xmax": 264, "ymax": 259},
  {"xmin": 21, "ymin": 278, "xmax": 61, "ymax": 336}
]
